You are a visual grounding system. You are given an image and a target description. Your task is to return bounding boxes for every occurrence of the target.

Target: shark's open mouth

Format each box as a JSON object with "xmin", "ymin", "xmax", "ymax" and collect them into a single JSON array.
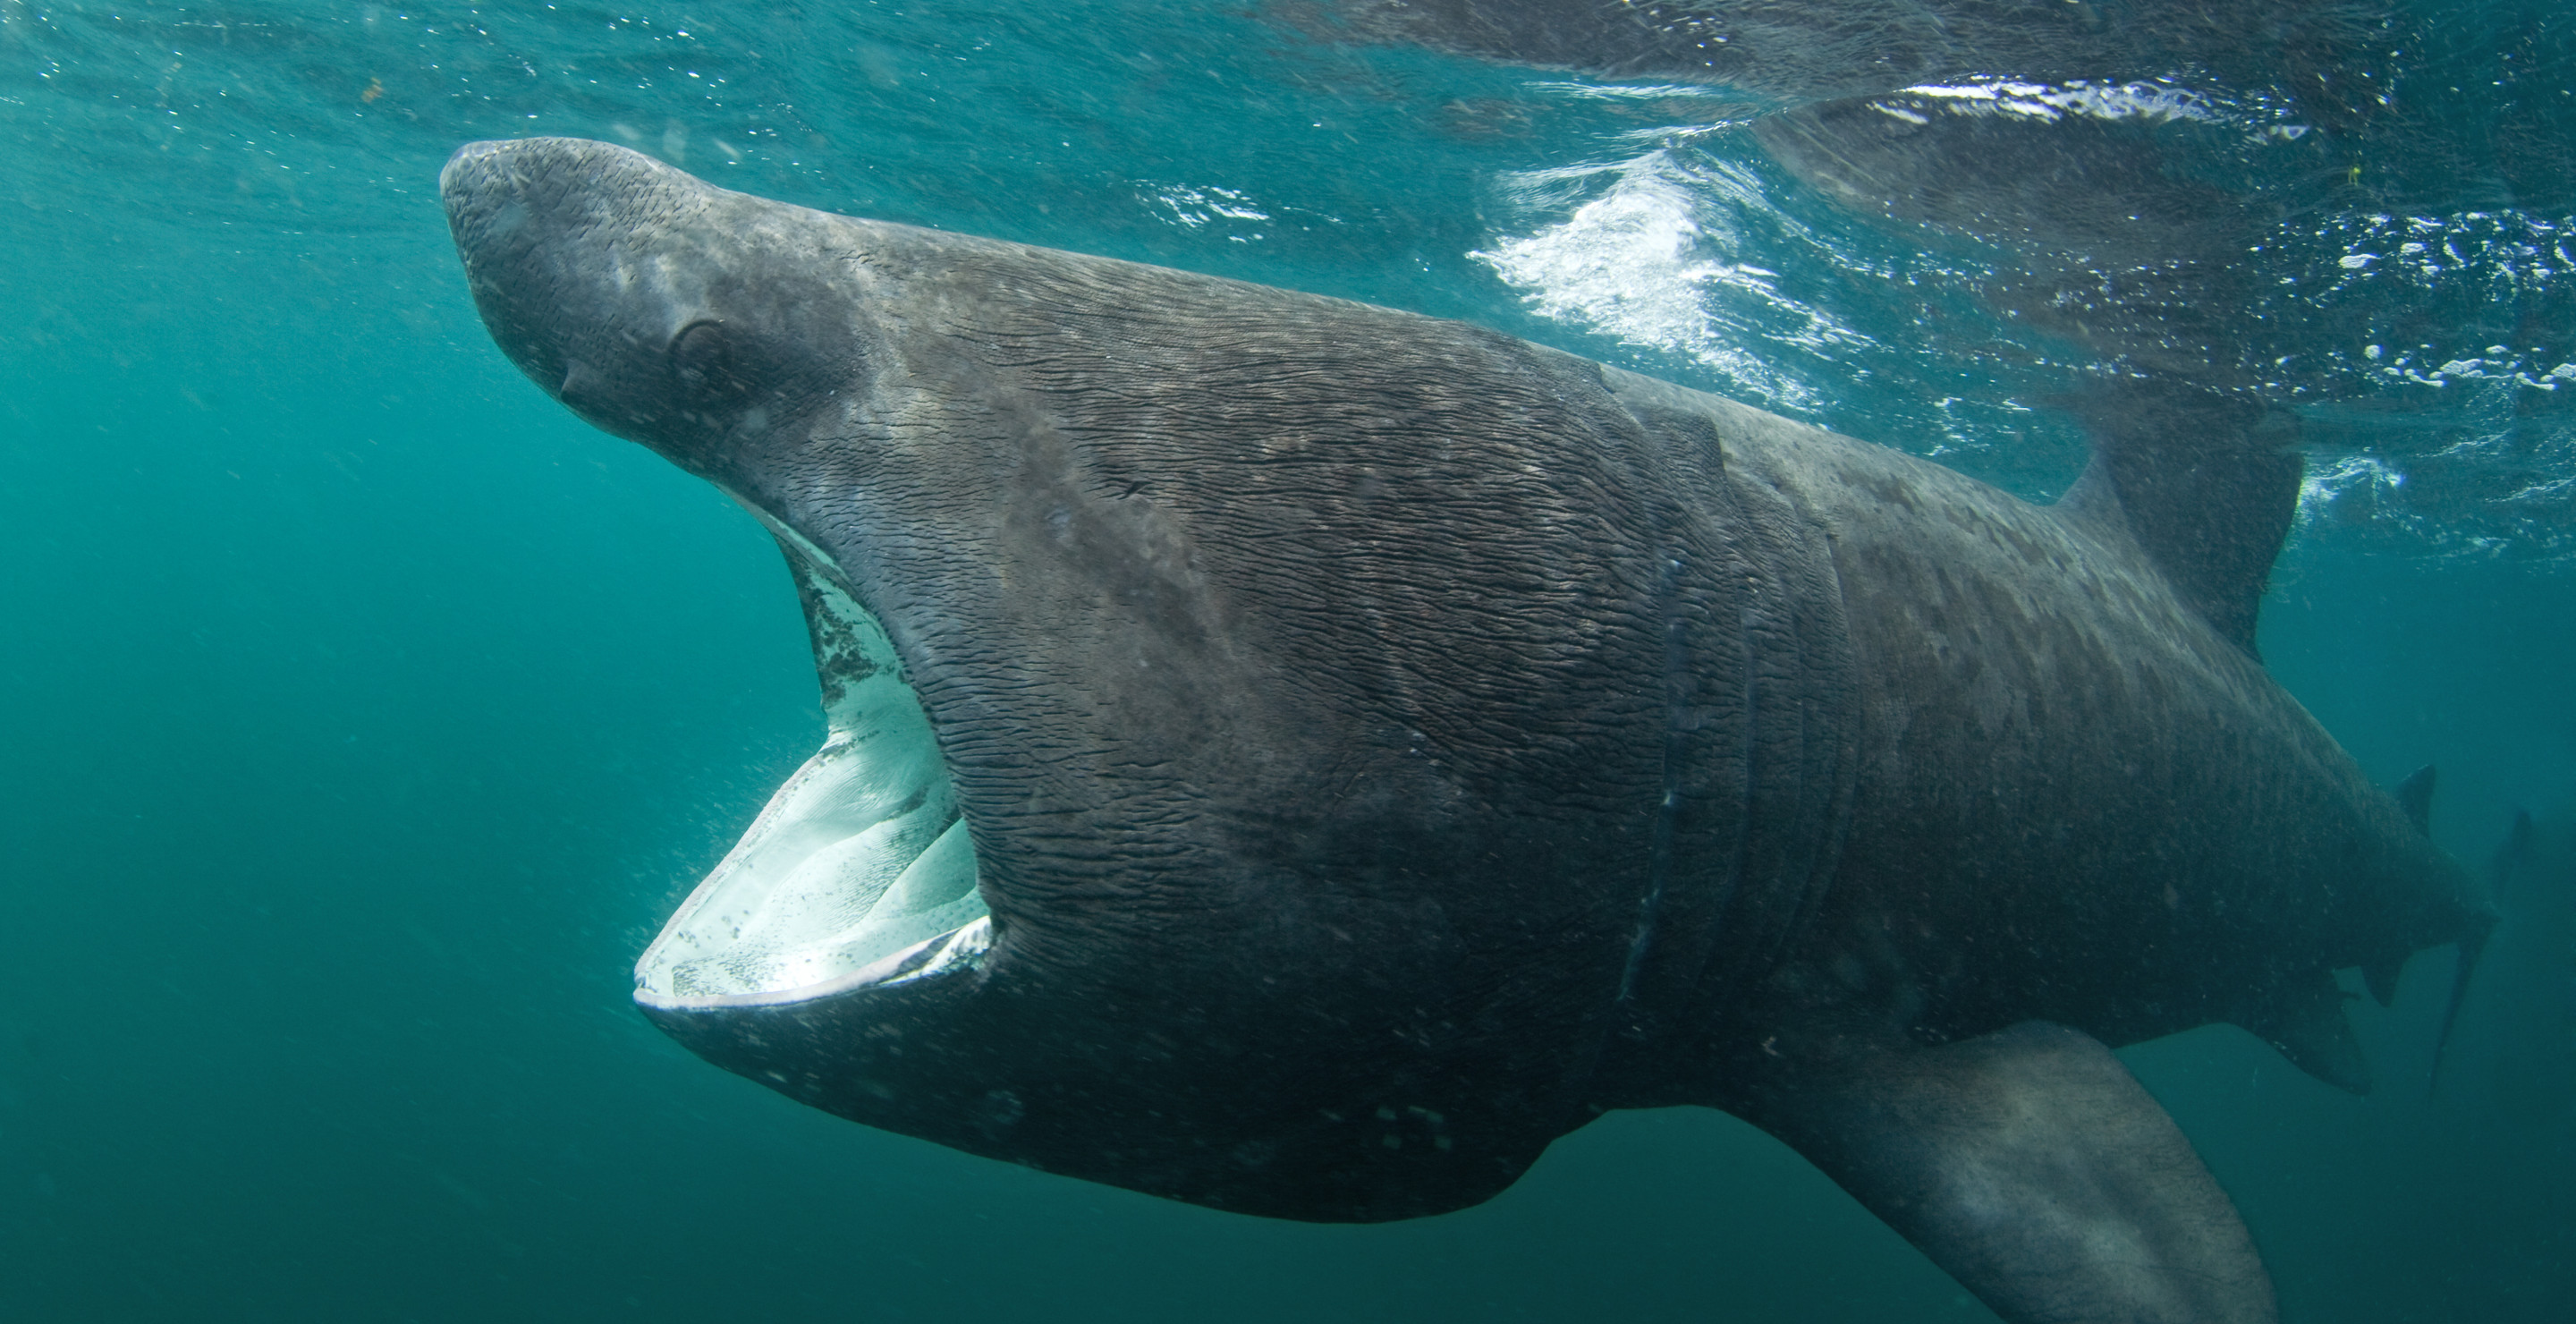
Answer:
[{"xmin": 632, "ymin": 522, "xmax": 989, "ymax": 1008}]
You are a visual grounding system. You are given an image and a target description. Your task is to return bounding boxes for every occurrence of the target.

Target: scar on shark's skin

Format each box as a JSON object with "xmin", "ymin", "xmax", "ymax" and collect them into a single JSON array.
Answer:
[{"xmin": 444, "ymin": 138, "xmax": 2490, "ymax": 1324}]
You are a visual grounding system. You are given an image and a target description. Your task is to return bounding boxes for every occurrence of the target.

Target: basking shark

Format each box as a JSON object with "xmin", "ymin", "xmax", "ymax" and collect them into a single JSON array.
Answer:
[{"xmin": 443, "ymin": 138, "xmax": 2487, "ymax": 1324}]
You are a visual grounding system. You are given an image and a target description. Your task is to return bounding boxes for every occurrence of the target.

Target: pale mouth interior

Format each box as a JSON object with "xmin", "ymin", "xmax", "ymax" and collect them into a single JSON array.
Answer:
[{"xmin": 632, "ymin": 542, "xmax": 988, "ymax": 1006}]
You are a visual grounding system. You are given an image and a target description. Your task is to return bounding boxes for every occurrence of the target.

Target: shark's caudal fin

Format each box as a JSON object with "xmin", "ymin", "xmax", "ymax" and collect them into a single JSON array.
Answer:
[
  {"xmin": 2430, "ymin": 810, "xmax": 2532, "ymax": 1094},
  {"xmin": 1725, "ymin": 1022, "xmax": 2277, "ymax": 1324},
  {"xmin": 2055, "ymin": 380, "xmax": 2303, "ymax": 658}
]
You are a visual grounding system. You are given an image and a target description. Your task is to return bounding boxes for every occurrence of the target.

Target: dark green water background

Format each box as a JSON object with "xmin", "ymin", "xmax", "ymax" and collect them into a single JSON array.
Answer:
[{"xmin": 4, "ymin": 3, "xmax": 2573, "ymax": 1320}]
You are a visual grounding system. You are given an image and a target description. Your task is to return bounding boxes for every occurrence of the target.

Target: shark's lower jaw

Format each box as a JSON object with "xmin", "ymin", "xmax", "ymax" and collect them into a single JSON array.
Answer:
[{"xmin": 632, "ymin": 535, "xmax": 989, "ymax": 1009}]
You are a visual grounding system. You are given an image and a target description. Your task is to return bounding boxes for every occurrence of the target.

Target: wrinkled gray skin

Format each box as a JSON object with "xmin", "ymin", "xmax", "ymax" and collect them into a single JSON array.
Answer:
[{"xmin": 444, "ymin": 139, "xmax": 2486, "ymax": 1324}]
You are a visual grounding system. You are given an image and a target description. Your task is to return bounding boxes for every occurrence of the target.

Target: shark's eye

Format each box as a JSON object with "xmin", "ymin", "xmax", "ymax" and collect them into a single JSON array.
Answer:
[{"xmin": 671, "ymin": 319, "xmax": 752, "ymax": 406}]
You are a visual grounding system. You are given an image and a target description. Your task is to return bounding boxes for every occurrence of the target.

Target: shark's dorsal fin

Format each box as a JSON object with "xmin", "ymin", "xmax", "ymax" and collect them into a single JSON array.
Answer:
[
  {"xmin": 2234, "ymin": 970, "xmax": 2372, "ymax": 1095},
  {"xmin": 2056, "ymin": 384, "xmax": 2303, "ymax": 658},
  {"xmin": 2394, "ymin": 764, "xmax": 2437, "ymax": 835}
]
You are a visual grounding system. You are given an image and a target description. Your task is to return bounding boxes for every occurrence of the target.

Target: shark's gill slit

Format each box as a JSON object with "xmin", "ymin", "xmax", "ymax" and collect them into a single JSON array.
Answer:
[{"xmin": 633, "ymin": 539, "xmax": 987, "ymax": 1006}]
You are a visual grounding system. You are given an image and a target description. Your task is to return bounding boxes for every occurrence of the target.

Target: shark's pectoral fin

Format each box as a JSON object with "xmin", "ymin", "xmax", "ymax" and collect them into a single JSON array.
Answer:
[{"xmin": 1724, "ymin": 1021, "xmax": 2276, "ymax": 1324}]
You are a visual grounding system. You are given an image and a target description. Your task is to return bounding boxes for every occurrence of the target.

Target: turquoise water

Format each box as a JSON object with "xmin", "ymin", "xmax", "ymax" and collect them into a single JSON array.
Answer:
[{"xmin": 4, "ymin": 3, "xmax": 2574, "ymax": 1320}]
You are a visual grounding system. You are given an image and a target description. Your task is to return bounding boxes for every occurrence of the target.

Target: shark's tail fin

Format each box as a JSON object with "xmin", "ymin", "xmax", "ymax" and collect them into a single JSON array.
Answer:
[{"xmin": 2428, "ymin": 809, "xmax": 2531, "ymax": 1096}]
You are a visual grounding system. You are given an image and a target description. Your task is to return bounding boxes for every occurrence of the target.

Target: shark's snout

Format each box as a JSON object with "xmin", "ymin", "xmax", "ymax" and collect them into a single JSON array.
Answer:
[
  {"xmin": 435, "ymin": 140, "xmax": 528, "ymax": 239},
  {"xmin": 442, "ymin": 140, "xmax": 607, "ymax": 415},
  {"xmin": 442, "ymin": 138, "xmax": 865, "ymax": 479},
  {"xmin": 442, "ymin": 139, "xmax": 706, "ymax": 439}
]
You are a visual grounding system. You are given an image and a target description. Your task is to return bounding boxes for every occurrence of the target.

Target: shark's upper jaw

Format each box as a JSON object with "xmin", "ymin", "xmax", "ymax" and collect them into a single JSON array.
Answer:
[{"xmin": 631, "ymin": 522, "xmax": 993, "ymax": 1010}]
